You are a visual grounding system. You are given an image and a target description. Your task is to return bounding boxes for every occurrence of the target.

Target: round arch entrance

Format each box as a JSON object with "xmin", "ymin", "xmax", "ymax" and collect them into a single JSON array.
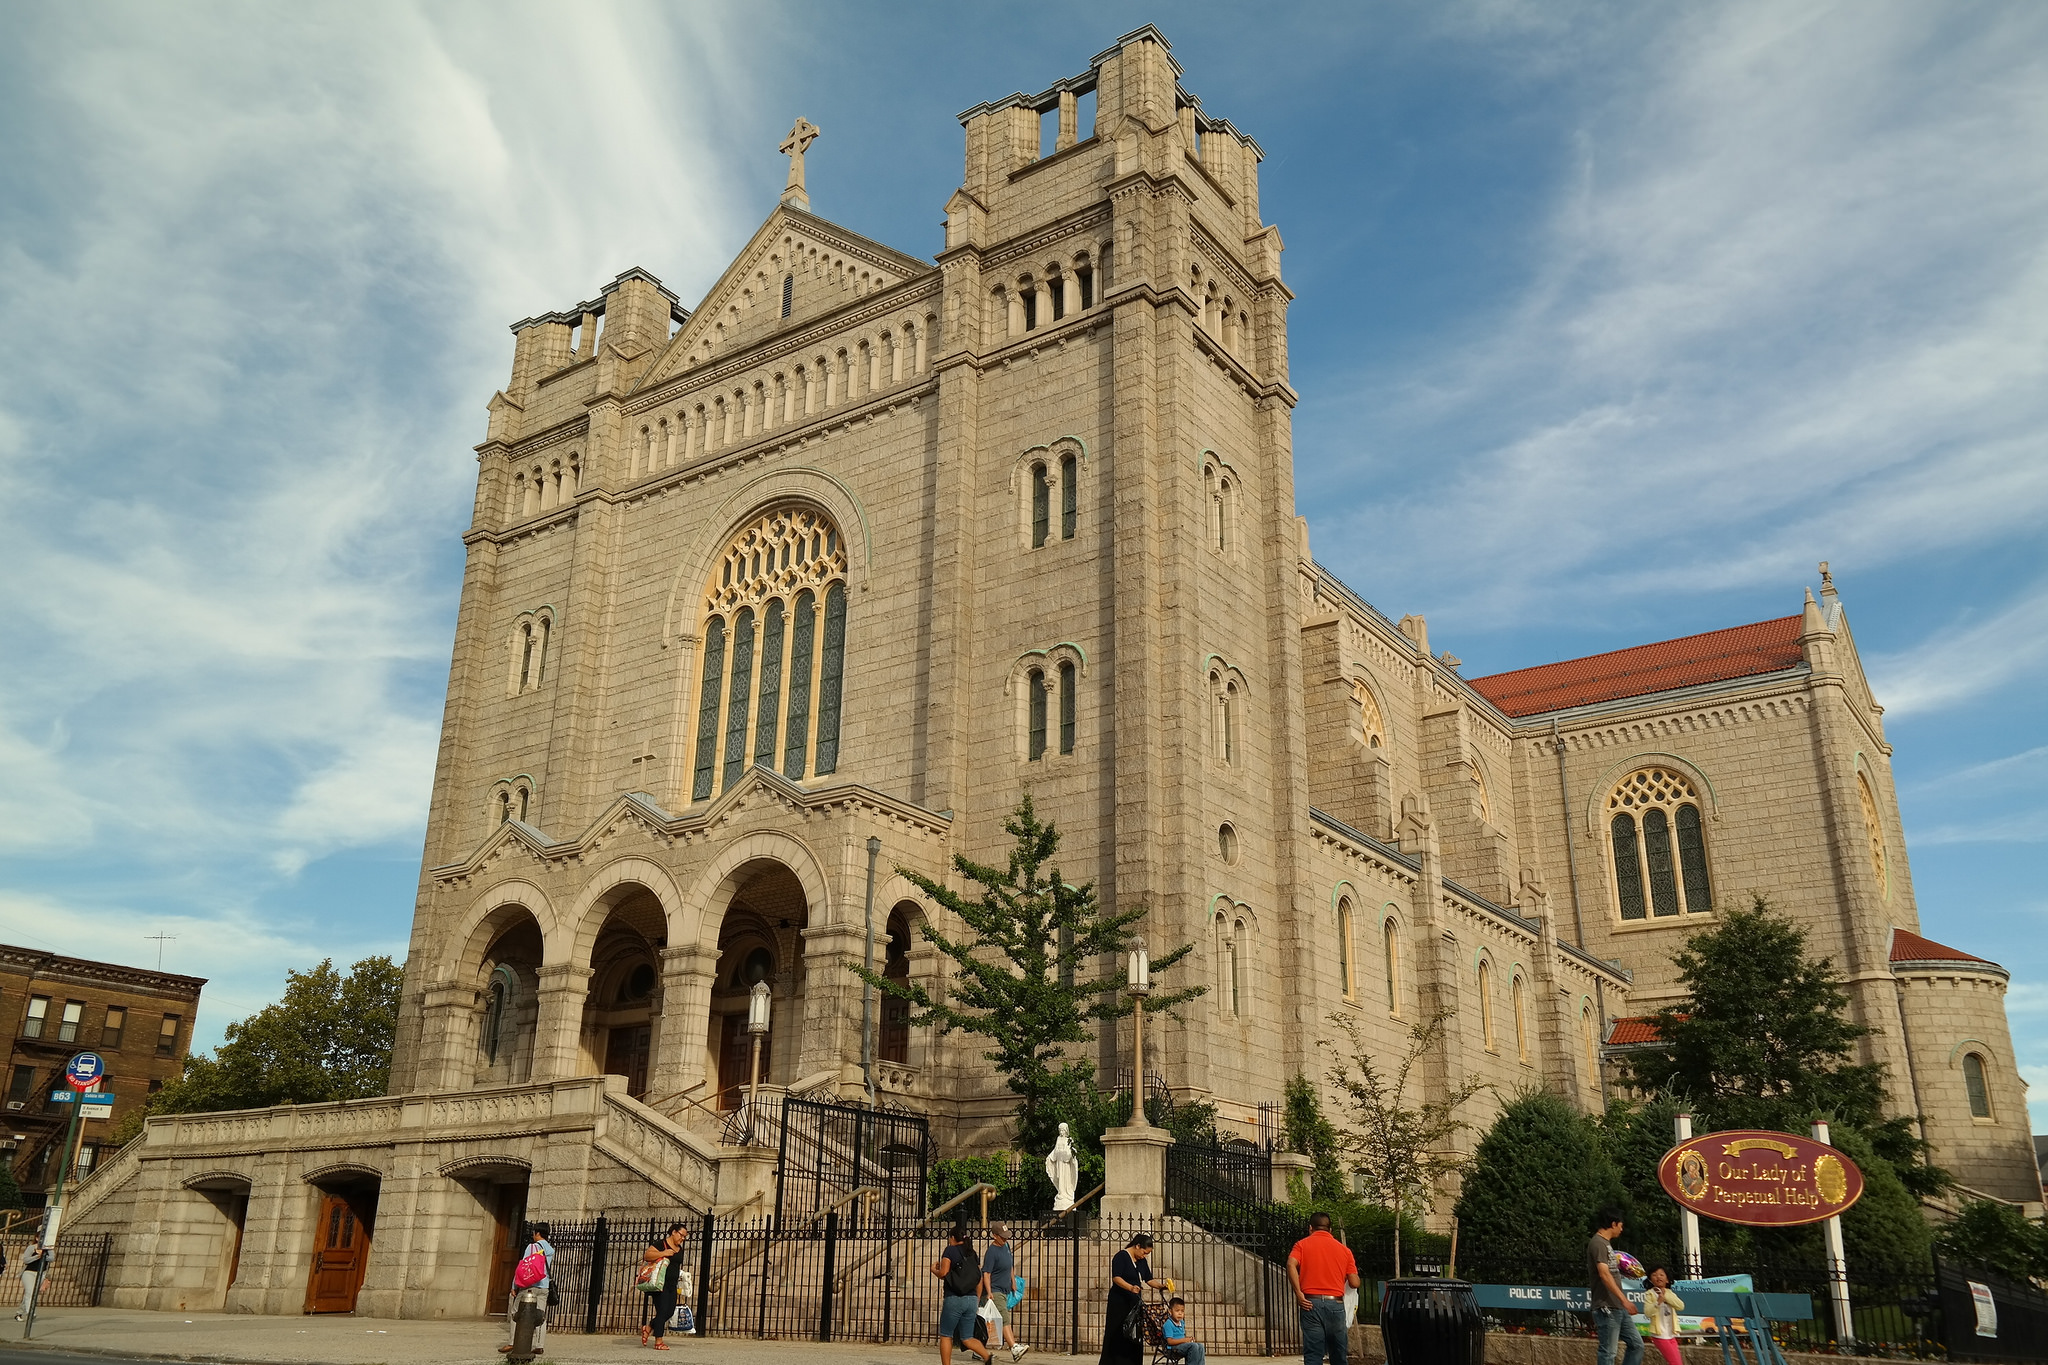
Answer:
[
  {"xmin": 580, "ymin": 883, "xmax": 666, "ymax": 1097},
  {"xmin": 710, "ymin": 860, "xmax": 810, "ymax": 1108}
]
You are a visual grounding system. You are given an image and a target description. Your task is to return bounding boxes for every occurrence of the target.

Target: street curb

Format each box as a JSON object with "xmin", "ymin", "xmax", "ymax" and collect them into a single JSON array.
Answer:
[{"xmin": 6, "ymin": 1344, "xmax": 398, "ymax": 1365}]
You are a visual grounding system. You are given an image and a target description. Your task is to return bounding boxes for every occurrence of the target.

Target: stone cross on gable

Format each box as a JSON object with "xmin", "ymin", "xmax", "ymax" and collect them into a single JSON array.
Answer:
[{"xmin": 780, "ymin": 117, "xmax": 820, "ymax": 210}]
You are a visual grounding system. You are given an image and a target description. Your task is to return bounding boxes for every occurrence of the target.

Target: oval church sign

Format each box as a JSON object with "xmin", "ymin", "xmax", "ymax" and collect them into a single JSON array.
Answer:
[{"xmin": 1657, "ymin": 1129, "xmax": 1864, "ymax": 1227}]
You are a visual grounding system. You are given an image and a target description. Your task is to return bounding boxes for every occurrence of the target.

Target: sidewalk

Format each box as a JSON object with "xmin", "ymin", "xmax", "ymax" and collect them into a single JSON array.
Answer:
[{"xmin": 4, "ymin": 1309, "xmax": 1035, "ymax": 1365}]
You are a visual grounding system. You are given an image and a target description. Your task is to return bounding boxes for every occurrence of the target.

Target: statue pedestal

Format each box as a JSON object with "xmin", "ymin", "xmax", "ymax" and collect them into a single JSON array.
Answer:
[{"xmin": 1100, "ymin": 1121, "xmax": 1173, "ymax": 1222}]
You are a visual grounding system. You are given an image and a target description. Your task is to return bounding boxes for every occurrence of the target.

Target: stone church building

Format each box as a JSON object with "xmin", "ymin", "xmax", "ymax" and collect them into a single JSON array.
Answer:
[{"xmin": 65, "ymin": 27, "xmax": 2038, "ymax": 1318}]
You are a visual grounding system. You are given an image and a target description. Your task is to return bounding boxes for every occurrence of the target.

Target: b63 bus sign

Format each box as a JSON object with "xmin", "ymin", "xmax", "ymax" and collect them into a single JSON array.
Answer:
[{"xmin": 1657, "ymin": 1129, "xmax": 1864, "ymax": 1227}]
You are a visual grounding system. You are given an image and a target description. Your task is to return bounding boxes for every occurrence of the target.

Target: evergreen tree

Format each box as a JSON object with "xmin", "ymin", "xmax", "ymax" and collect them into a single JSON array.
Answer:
[
  {"xmin": 853, "ymin": 795, "xmax": 1202, "ymax": 1153},
  {"xmin": 1934, "ymin": 1199, "xmax": 2048, "ymax": 1281},
  {"xmin": 1457, "ymin": 1089, "xmax": 1626, "ymax": 1275},
  {"xmin": 1282, "ymin": 1073, "xmax": 1347, "ymax": 1204},
  {"xmin": 130, "ymin": 956, "xmax": 403, "ymax": 1131},
  {"xmin": 1615, "ymin": 896, "xmax": 1943, "ymax": 1196}
]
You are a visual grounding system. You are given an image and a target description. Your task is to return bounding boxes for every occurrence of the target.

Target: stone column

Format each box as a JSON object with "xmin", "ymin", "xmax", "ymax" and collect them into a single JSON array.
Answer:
[
  {"xmin": 531, "ymin": 964, "xmax": 593, "ymax": 1081},
  {"xmin": 414, "ymin": 982, "xmax": 478, "ymax": 1093},
  {"xmin": 650, "ymin": 945, "xmax": 718, "ymax": 1102},
  {"xmin": 797, "ymin": 923, "xmax": 865, "ymax": 1082},
  {"xmin": 1101, "ymin": 1121, "xmax": 1173, "ymax": 1221}
]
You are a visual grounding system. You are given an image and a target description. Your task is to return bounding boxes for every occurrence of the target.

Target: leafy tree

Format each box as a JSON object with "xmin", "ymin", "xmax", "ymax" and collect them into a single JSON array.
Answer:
[
  {"xmin": 853, "ymin": 795, "xmax": 1202, "ymax": 1155},
  {"xmin": 1615, "ymin": 896, "xmax": 1943, "ymax": 1196},
  {"xmin": 1282, "ymin": 1073, "xmax": 1347, "ymax": 1204},
  {"xmin": 127, "ymin": 956, "xmax": 403, "ymax": 1132},
  {"xmin": 1457, "ymin": 1089, "xmax": 1627, "ymax": 1275},
  {"xmin": 1323, "ymin": 1006, "xmax": 1489, "ymax": 1276},
  {"xmin": 1934, "ymin": 1200, "xmax": 2048, "ymax": 1281}
]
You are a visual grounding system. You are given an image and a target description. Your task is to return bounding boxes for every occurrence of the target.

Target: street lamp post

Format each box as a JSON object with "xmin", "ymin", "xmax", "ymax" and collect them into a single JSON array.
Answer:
[
  {"xmin": 746, "ymin": 979, "xmax": 772, "ymax": 1145},
  {"xmin": 1126, "ymin": 942, "xmax": 1151, "ymax": 1122}
]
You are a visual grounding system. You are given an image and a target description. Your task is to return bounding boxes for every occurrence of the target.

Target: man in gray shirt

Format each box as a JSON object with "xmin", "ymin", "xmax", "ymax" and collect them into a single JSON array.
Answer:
[
  {"xmin": 1588, "ymin": 1209, "xmax": 1641, "ymax": 1365},
  {"xmin": 979, "ymin": 1222, "xmax": 1029, "ymax": 1362}
]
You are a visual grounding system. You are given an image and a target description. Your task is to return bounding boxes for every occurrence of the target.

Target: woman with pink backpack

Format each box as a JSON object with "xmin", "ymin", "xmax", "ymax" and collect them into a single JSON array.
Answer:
[{"xmin": 501, "ymin": 1224, "xmax": 556, "ymax": 1355}]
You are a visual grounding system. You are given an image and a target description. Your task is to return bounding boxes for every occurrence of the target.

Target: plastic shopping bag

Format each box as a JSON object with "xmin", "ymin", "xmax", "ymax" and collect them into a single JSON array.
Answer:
[
  {"xmin": 669, "ymin": 1304, "xmax": 696, "ymax": 1335},
  {"xmin": 1344, "ymin": 1287, "xmax": 1360, "ymax": 1327}
]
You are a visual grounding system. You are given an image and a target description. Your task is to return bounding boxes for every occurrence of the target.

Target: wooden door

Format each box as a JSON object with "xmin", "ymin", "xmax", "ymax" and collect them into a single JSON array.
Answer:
[
  {"xmin": 716, "ymin": 1013, "xmax": 770, "ymax": 1109},
  {"xmin": 604, "ymin": 1024, "xmax": 651, "ymax": 1098},
  {"xmin": 485, "ymin": 1183, "xmax": 528, "ymax": 1309},
  {"xmin": 305, "ymin": 1190, "xmax": 371, "ymax": 1313}
]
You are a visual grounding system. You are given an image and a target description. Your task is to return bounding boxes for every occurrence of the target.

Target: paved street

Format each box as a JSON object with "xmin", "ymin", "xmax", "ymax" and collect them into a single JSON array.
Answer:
[{"xmin": 0, "ymin": 1310, "xmax": 1079, "ymax": 1365}]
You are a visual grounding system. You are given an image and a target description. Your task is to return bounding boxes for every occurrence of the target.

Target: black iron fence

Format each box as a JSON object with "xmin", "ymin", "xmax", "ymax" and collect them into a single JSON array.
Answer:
[
  {"xmin": 777, "ymin": 1096, "xmax": 929, "ymax": 1226},
  {"xmin": 0, "ymin": 1232, "xmax": 113, "ymax": 1308},
  {"xmin": 1937, "ymin": 1258, "xmax": 2048, "ymax": 1363}
]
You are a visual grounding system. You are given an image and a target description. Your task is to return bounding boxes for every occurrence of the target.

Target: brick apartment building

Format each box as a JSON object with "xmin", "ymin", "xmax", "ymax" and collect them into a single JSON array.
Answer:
[{"xmin": 3, "ymin": 945, "xmax": 205, "ymax": 1204}]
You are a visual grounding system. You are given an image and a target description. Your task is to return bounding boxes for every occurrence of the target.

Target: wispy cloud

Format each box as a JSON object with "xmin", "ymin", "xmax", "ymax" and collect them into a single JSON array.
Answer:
[
  {"xmin": 1311, "ymin": 0, "xmax": 2048, "ymax": 628},
  {"xmin": 0, "ymin": 1, "xmax": 770, "ymax": 1032},
  {"xmin": 1867, "ymin": 582, "xmax": 2048, "ymax": 719}
]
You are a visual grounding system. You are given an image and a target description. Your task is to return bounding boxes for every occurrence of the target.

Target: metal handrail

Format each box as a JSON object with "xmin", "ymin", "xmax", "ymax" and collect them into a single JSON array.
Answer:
[{"xmin": 831, "ymin": 1181, "xmax": 1002, "ymax": 1288}]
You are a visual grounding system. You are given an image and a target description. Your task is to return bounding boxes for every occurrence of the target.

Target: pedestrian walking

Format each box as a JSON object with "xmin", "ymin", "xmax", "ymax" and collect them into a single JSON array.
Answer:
[
  {"xmin": 1287, "ymin": 1213, "xmax": 1360, "ymax": 1365},
  {"xmin": 640, "ymin": 1222, "xmax": 690, "ymax": 1350},
  {"xmin": 500, "ymin": 1223, "xmax": 556, "ymax": 1355},
  {"xmin": 1588, "ymin": 1209, "xmax": 1644, "ymax": 1365},
  {"xmin": 15, "ymin": 1243, "xmax": 48, "ymax": 1322},
  {"xmin": 978, "ymin": 1221, "xmax": 1030, "ymax": 1362},
  {"xmin": 1098, "ymin": 1232, "xmax": 1167, "ymax": 1365},
  {"xmin": 1641, "ymin": 1266, "xmax": 1686, "ymax": 1365},
  {"xmin": 934, "ymin": 1225, "xmax": 995, "ymax": 1365}
]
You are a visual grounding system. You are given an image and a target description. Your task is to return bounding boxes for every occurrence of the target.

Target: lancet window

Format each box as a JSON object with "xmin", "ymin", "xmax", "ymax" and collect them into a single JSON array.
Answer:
[
  {"xmin": 1606, "ymin": 767, "xmax": 1712, "ymax": 920},
  {"xmin": 691, "ymin": 506, "xmax": 849, "ymax": 800},
  {"xmin": 1857, "ymin": 771, "xmax": 1889, "ymax": 900}
]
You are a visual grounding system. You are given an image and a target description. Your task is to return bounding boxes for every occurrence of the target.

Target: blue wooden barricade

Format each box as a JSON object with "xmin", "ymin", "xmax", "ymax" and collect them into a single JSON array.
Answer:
[{"xmin": 1467, "ymin": 1286, "xmax": 1814, "ymax": 1365}]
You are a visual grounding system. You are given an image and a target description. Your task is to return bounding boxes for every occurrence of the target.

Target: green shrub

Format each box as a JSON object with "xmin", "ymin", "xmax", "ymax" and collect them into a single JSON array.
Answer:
[
  {"xmin": 1455, "ymin": 1089, "xmax": 1625, "ymax": 1269},
  {"xmin": 1934, "ymin": 1199, "xmax": 2048, "ymax": 1280}
]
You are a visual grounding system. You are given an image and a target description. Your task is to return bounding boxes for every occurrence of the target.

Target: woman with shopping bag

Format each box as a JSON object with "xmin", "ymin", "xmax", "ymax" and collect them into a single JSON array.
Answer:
[{"xmin": 639, "ymin": 1223, "xmax": 690, "ymax": 1349}]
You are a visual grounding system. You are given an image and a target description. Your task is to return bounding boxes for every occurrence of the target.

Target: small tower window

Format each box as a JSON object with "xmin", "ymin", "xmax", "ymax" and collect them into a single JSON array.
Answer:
[
  {"xmin": 1028, "ymin": 668, "xmax": 1048, "ymax": 761},
  {"xmin": 781, "ymin": 273, "xmax": 794, "ymax": 318},
  {"xmin": 1337, "ymin": 898, "xmax": 1356, "ymax": 999},
  {"xmin": 1031, "ymin": 462, "xmax": 1051, "ymax": 548},
  {"xmin": 1383, "ymin": 920, "xmax": 1401, "ymax": 1018},
  {"xmin": 1058, "ymin": 660, "xmax": 1076, "ymax": 754},
  {"xmin": 1478, "ymin": 959, "xmax": 1496, "ymax": 1049},
  {"xmin": 1963, "ymin": 1052, "xmax": 1992, "ymax": 1119},
  {"xmin": 1060, "ymin": 453, "xmax": 1078, "ymax": 540},
  {"xmin": 1512, "ymin": 974, "xmax": 1529, "ymax": 1061}
]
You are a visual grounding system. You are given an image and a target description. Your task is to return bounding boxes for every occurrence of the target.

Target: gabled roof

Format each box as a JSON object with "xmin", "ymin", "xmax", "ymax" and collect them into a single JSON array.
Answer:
[
  {"xmin": 639, "ymin": 204, "xmax": 935, "ymax": 392},
  {"xmin": 1470, "ymin": 616, "xmax": 1806, "ymax": 718},
  {"xmin": 1890, "ymin": 928, "xmax": 1999, "ymax": 968}
]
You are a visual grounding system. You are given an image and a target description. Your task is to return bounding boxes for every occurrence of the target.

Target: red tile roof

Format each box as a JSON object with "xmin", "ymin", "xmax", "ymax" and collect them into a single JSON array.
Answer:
[
  {"xmin": 1889, "ymin": 928, "xmax": 1996, "ymax": 966},
  {"xmin": 1469, "ymin": 616, "xmax": 1806, "ymax": 718},
  {"xmin": 1605, "ymin": 1016, "xmax": 1668, "ymax": 1047}
]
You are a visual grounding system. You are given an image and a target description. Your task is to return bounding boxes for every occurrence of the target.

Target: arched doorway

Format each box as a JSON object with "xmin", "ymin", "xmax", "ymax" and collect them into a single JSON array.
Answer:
[
  {"xmin": 474, "ymin": 913, "xmax": 542, "ymax": 1086},
  {"xmin": 303, "ymin": 1170, "xmax": 379, "ymax": 1314},
  {"xmin": 710, "ymin": 861, "xmax": 809, "ymax": 1108},
  {"xmin": 880, "ymin": 903, "xmax": 916, "ymax": 1065},
  {"xmin": 583, "ymin": 885, "xmax": 666, "ymax": 1099}
]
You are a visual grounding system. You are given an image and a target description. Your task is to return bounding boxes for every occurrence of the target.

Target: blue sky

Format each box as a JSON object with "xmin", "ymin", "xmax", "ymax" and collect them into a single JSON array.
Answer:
[{"xmin": 2, "ymin": 2, "xmax": 2043, "ymax": 1131}]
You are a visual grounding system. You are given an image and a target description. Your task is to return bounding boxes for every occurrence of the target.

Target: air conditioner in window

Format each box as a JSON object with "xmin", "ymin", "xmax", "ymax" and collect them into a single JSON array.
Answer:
[{"xmin": 4, "ymin": 1101, "xmax": 23, "ymax": 1110}]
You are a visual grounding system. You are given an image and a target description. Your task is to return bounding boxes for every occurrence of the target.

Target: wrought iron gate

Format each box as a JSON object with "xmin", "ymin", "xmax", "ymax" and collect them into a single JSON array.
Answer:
[{"xmin": 775, "ymin": 1096, "xmax": 930, "ymax": 1226}]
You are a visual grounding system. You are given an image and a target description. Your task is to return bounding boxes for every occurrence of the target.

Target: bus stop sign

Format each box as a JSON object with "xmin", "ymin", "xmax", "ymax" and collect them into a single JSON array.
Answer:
[{"xmin": 66, "ymin": 1053, "xmax": 105, "ymax": 1089}]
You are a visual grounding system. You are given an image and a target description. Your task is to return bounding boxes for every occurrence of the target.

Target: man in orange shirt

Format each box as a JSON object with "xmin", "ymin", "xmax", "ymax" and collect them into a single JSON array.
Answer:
[{"xmin": 1287, "ymin": 1213, "xmax": 1361, "ymax": 1365}]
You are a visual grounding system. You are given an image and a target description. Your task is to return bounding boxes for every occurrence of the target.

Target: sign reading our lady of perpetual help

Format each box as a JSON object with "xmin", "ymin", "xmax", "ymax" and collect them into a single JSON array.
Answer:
[{"xmin": 1657, "ymin": 1129, "xmax": 1864, "ymax": 1227}]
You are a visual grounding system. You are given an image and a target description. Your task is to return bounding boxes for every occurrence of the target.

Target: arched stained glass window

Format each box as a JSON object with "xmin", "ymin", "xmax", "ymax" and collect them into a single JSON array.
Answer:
[
  {"xmin": 1060, "ymin": 454, "xmax": 1078, "ymax": 539},
  {"xmin": 1478, "ymin": 959, "xmax": 1495, "ymax": 1048},
  {"xmin": 1857, "ymin": 771, "xmax": 1890, "ymax": 899},
  {"xmin": 1338, "ymin": 898, "xmax": 1355, "ymax": 999},
  {"xmin": 1644, "ymin": 808, "xmax": 1680, "ymax": 917},
  {"xmin": 1963, "ymin": 1053, "xmax": 1991, "ymax": 1119},
  {"xmin": 722, "ymin": 607, "xmax": 756, "ymax": 790},
  {"xmin": 1608, "ymin": 767, "xmax": 1713, "ymax": 919},
  {"xmin": 1512, "ymin": 974, "xmax": 1528, "ymax": 1060},
  {"xmin": 783, "ymin": 590, "xmax": 815, "ymax": 778},
  {"xmin": 693, "ymin": 507, "xmax": 849, "ymax": 798},
  {"xmin": 1676, "ymin": 804, "xmax": 1712, "ymax": 913},
  {"xmin": 1031, "ymin": 463, "xmax": 1051, "ymax": 548},
  {"xmin": 1058, "ymin": 660, "xmax": 1076, "ymax": 754},
  {"xmin": 1028, "ymin": 669, "xmax": 1048, "ymax": 761},
  {"xmin": 814, "ymin": 580, "xmax": 846, "ymax": 774},
  {"xmin": 753, "ymin": 599, "xmax": 785, "ymax": 769},
  {"xmin": 1611, "ymin": 812, "xmax": 1646, "ymax": 920},
  {"xmin": 1383, "ymin": 920, "xmax": 1402, "ymax": 1018}
]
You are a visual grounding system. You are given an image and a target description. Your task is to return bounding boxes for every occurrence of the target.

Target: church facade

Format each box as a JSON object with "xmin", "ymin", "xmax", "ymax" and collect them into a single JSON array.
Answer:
[{"xmin": 63, "ymin": 27, "xmax": 2038, "ymax": 1319}]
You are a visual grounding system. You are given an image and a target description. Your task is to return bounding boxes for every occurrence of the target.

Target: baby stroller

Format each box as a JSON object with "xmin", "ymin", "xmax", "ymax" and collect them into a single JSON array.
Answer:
[{"xmin": 1139, "ymin": 1285, "xmax": 1178, "ymax": 1365}]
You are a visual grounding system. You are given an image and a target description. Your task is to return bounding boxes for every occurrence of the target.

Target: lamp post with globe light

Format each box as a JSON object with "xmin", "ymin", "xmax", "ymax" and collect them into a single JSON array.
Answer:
[
  {"xmin": 746, "ymin": 979, "xmax": 771, "ymax": 1143},
  {"xmin": 1127, "ymin": 941, "xmax": 1151, "ymax": 1117}
]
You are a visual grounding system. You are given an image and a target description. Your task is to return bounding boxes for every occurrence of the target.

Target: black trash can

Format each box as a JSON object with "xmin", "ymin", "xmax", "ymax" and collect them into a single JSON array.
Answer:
[{"xmin": 1379, "ymin": 1278, "xmax": 1485, "ymax": 1365}]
